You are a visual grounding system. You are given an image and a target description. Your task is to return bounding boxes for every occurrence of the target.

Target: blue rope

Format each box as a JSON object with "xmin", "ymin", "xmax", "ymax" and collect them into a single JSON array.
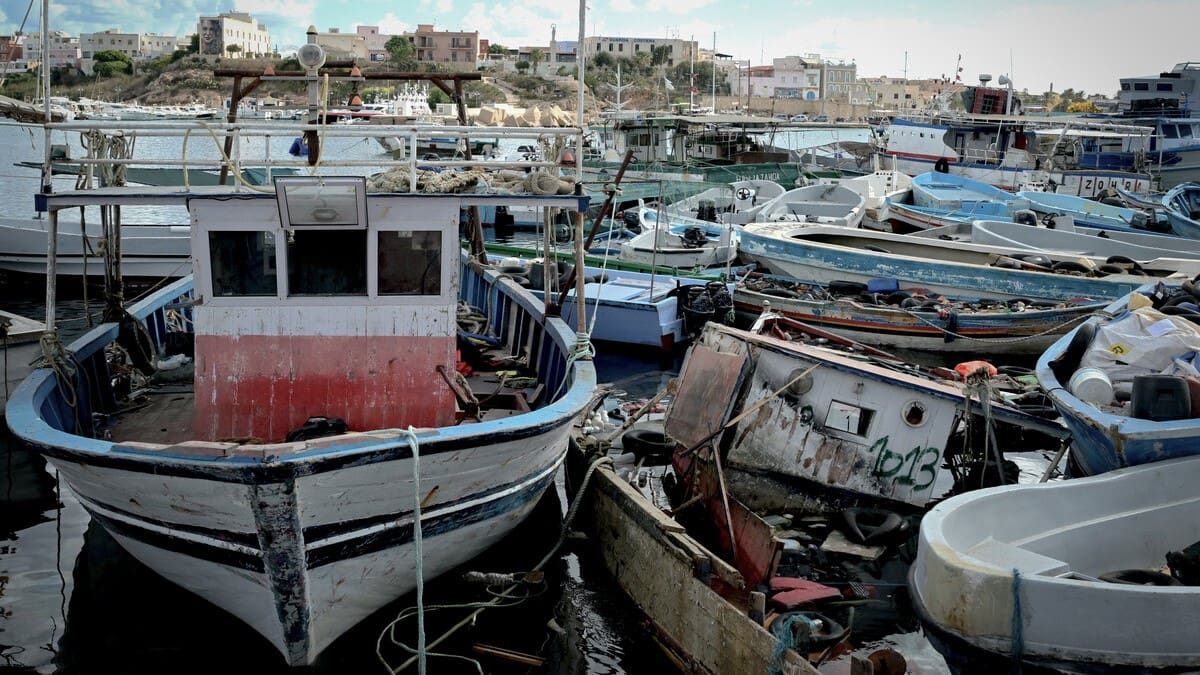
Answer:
[
  {"xmin": 1011, "ymin": 568, "xmax": 1024, "ymax": 673},
  {"xmin": 770, "ymin": 613, "xmax": 817, "ymax": 674}
]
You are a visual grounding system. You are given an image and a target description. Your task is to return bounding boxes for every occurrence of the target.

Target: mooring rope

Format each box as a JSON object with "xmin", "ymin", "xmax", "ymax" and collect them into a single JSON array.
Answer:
[{"xmin": 402, "ymin": 426, "xmax": 427, "ymax": 675}]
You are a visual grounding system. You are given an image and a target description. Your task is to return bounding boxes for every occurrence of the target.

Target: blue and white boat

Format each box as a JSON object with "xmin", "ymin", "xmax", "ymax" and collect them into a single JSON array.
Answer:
[
  {"xmin": 1035, "ymin": 283, "xmax": 1200, "ymax": 476},
  {"xmin": 1016, "ymin": 189, "xmax": 1171, "ymax": 233},
  {"xmin": 911, "ymin": 171, "xmax": 1029, "ymax": 212},
  {"xmin": 5, "ymin": 48, "xmax": 598, "ymax": 666},
  {"xmin": 912, "ymin": 218, "xmax": 1200, "ymax": 261},
  {"xmin": 885, "ymin": 195, "xmax": 1020, "ymax": 231},
  {"xmin": 1162, "ymin": 182, "xmax": 1200, "ymax": 239},
  {"xmin": 736, "ymin": 222, "xmax": 1191, "ymax": 303},
  {"xmin": 491, "ymin": 255, "xmax": 737, "ymax": 352},
  {"xmin": 752, "ymin": 182, "xmax": 867, "ymax": 228}
]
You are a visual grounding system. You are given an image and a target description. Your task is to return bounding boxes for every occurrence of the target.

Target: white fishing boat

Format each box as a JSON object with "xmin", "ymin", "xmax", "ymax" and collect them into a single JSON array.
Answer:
[
  {"xmin": 836, "ymin": 169, "xmax": 913, "ymax": 225},
  {"xmin": 663, "ymin": 178, "xmax": 787, "ymax": 224},
  {"xmin": 753, "ymin": 183, "xmax": 866, "ymax": 228},
  {"xmin": 911, "ymin": 217, "xmax": 1200, "ymax": 261},
  {"xmin": 617, "ymin": 217, "xmax": 736, "ymax": 270},
  {"xmin": 1, "ymin": 309, "xmax": 44, "ymax": 414},
  {"xmin": 912, "ymin": 454, "xmax": 1200, "ymax": 671},
  {"xmin": 5, "ymin": 36, "xmax": 597, "ymax": 667}
]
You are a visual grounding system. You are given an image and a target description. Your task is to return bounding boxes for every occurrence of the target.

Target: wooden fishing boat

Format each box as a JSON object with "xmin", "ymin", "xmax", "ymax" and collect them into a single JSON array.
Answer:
[
  {"xmin": 733, "ymin": 275, "xmax": 1105, "ymax": 355},
  {"xmin": 5, "ymin": 43, "xmax": 598, "ymax": 666},
  {"xmin": 912, "ymin": 454, "xmax": 1200, "ymax": 671},
  {"xmin": 736, "ymin": 222, "xmax": 1195, "ymax": 303}
]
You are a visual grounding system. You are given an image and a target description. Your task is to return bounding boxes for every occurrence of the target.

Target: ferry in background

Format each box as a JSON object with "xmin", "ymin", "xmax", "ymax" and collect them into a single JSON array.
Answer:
[
  {"xmin": 875, "ymin": 74, "xmax": 1159, "ymax": 197},
  {"xmin": 1114, "ymin": 61, "xmax": 1200, "ymax": 188}
]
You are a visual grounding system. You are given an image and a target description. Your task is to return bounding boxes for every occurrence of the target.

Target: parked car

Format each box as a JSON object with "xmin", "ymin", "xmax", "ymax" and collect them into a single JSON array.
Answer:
[
  {"xmin": 790, "ymin": 114, "xmax": 809, "ymax": 122},
  {"xmin": 813, "ymin": 115, "xmax": 829, "ymax": 123}
]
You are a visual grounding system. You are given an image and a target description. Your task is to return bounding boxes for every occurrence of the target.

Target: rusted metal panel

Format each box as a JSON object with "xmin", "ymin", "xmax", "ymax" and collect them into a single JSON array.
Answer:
[
  {"xmin": 195, "ymin": 334, "xmax": 456, "ymax": 441},
  {"xmin": 665, "ymin": 344, "xmax": 746, "ymax": 450}
]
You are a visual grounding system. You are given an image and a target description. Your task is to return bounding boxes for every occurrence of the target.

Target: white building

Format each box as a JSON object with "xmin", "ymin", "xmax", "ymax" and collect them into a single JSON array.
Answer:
[
  {"xmin": 80, "ymin": 29, "xmax": 139, "ymax": 75},
  {"xmin": 356, "ymin": 25, "xmax": 390, "ymax": 64},
  {"xmin": 582, "ymin": 35, "xmax": 697, "ymax": 68},
  {"xmin": 197, "ymin": 11, "xmax": 271, "ymax": 59},
  {"xmin": 772, "ymin": 55, "xmax": 822, "ymax": 100},
  {"xmin": 316, "ymin": 28, "xmax": 367, "ymax": 61},
  {"xmin": 25, "ymin": 31, "xmax": 80, "ymax": 71}
]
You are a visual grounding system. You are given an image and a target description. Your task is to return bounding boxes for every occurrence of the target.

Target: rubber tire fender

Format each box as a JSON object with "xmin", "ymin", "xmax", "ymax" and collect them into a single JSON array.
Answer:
[{"xmin": 838, "ymin": 507, "xmax": 907, "ymax": 546}]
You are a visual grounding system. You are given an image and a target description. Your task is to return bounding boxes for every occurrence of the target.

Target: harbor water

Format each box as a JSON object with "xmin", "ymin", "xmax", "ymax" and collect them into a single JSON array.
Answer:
[{"xmin": 0, "ymin": 119, "xmax": 978, "ymax": 674}]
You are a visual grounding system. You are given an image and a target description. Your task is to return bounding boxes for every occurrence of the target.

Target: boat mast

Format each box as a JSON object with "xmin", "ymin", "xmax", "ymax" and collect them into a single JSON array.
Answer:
[
  {"xmin": 573, "ymin": 0, "xmax": 588, "ymax": 335},
  {"xmin": 40, "ymin": 0, "xmax": 56, "ymax": 333}
]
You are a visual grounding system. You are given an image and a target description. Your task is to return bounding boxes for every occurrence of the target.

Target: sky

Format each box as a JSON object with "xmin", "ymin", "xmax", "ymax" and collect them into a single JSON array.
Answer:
[{"xmin": 8, "ymin": 0, "xmax": 1194, "ymax": 96}]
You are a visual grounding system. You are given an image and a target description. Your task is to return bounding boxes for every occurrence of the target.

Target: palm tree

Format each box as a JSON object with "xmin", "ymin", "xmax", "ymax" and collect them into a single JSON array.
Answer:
[{"xmin": 529, "ymin": 48, "xmax": 544, "ymax": 75}]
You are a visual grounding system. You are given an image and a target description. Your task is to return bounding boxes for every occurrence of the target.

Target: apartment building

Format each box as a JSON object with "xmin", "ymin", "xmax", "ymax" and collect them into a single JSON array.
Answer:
[
  {"xmin": 581, "ymin": 36, "xmax": 697, "ymax": 68},
  {"xmin": 403, "ymin": 24, "xmax": 477, "ymax": 69},
  {"xmin": 24, "ymin": 31, "xmax": 80, "ymax": 71},
  {"xmin": 197, "ymin": 11, "xmax": 271, "ymax": 59}
]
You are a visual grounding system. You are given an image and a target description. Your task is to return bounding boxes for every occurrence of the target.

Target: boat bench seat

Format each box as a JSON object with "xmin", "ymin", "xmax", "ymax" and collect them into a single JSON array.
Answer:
[
  {"xmin": 780, "ymin": 201, "xmax": 852, "ymax": 218},
  {"xmin": 965, "ymin": 537, "xmax": 1070, "ymax": 576}
]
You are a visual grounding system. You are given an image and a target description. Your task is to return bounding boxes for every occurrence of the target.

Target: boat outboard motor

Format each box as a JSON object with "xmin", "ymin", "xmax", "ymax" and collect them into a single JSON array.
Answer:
[
  {"xmin": 1129, "ymin": 211, "xmax": 1150, "ymax": 228},
  {"xmin": 680, "ymin": 285, "xmax": 715, "ymax": 335},
  {"xmin": 1012, "ymin": 209, "xmax": 1038, "ymax": 226},
  {"xmin": 681, "ymin": 226, "xmax": 708, "ymax": 248}
]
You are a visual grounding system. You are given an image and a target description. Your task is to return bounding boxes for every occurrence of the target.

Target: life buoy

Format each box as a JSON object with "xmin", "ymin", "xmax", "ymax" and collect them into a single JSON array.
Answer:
[
  {"xmin": 838, "ymin": 507, "xmax": 908, "ymax": 546},
  {"xmin": 1099, "ymin": 569, "xmax": 1182, "ymax": 586},
  {"xmin": 933, "ymin": 157, "xmax": 950, "ymax": 173}
]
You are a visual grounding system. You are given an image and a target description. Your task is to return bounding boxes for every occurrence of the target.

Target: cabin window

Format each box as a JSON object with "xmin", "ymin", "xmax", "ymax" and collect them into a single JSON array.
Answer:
[
  {"xmin": 1181, "ymin": 125, "xmax": 1195, "ymax": 139},
  {"xmin": 824, "ymin": 400, "xmax": 874, "ymax": 436},
  {"xmin": 286, "ymin": 230, "xmax": 368, "ymax": 296},
  {"xmin": 1134, "ymin": 83, "xmax": 1149, "ymax": 91},
  {"xmin": 378, "ymin": 230, "xmax": 442, "ymax": 295},
  {"xmin": 1164, "ymin": 124, "xmax": 1180, "ymax": 139},
  {"xmin": 1157, "ymin": 83, "xmax": 1174, "ymax": 91},
  {"xmin": 208, "ymin": 231, "xmax": 277, "ymax": 296},
  {"xmin": 1121, "ymin": 83, "xmax": 1130, "ymax": 91}
]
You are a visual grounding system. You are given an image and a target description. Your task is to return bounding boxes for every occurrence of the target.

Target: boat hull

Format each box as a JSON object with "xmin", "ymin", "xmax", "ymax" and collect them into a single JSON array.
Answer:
[{"xmin": 912, "ymin": 455, "xmax": 1200, "ymax": 670}]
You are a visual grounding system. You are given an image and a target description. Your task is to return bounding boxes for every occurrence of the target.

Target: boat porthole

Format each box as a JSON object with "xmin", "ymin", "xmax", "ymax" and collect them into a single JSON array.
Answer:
[
  {"xmin": 786, "ymin": 368, "xmax": 814, "ymax": 396},
  {"xmin": 902, "ymin": 401, "xmax": 927, "ymax": 427}
]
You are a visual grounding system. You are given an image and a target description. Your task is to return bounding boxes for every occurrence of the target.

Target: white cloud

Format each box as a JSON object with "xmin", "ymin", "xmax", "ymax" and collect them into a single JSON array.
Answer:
[{"xmin": 374, "ymin": 13, "xmax": 411, "ymax": 35}]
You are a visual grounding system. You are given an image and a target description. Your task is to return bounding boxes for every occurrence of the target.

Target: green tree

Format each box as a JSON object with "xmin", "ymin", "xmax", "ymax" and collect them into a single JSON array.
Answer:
[
  {"xmin": 385, "ymin": 36, "xmax": 416, "ymax": 70},
  {"xmin": 188, "ymin": 34, "xmax": 199, "ymax": 54},
  {"xmin": 592, "ymin": 51, "xmax": 614, "ymax": 70},
  {"xmin": 633, "ymin": 51, "xmax": 651, "ymax": 74},
  {"xmin": 529, "ymin": 48, "xmax": 544, "ymax": 75},
  {"xmin": 93, "ymin": 50, "xmax": 133, "ymax": 77},
  {"xmin": 515, "ymin": 60, "xmax": 530, "ymax": 74},
  {"xmin": 225, "ymin": 44, "xmax": 242, "ymax": 58},
  {"xmin": 487, "ymin": 44, "xmax": 507, "ymax": 55},
  {"xmin": 650, "ymin": 45, "xmax": 671, "ymax": 69}
]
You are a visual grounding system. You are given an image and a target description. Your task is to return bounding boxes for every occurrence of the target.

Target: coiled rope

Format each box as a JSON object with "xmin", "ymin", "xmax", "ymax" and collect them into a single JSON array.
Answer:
[{"xmin": 769, "ymin": 613, "xmax": 818, "ymax": 675}]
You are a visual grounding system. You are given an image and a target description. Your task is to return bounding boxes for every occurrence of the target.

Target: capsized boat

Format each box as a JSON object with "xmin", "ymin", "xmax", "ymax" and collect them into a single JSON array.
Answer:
[{"xmin": 1162, "ymin": 181, "xmax": 1200, "ymax": 238}]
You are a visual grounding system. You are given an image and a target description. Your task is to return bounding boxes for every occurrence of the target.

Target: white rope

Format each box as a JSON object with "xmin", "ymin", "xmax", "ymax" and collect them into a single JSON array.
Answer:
[{"xmin": 402, "ymin": 426, "xmax": 427, "ymax": 675}]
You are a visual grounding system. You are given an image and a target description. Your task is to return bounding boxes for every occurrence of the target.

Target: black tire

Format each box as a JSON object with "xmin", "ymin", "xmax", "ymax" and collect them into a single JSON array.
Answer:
[
  {"xmin": 934, "ymin": 158, "xmax": 950, "ymax": 173},
  {"xmin": 1099, "ymin": 569, "xmax": 1182, "ymax": 586},
  {"xmin": 1012, "ymin": 254, "xmax": 1052, "ymax": 268},
  {"xmin": 1097, "ymin": 263, "xmax": 1128, "ymax": 276},
  {"xmin": 828, "ymin": 280, "xmax": 869, "ymax": 296},
  {"xmin": 1051, "ymin": 260, "xmax": 1092, "ymax": 274},
  {"xmin": 838, "ymin": 507, "xmax": 909, "ymax": 546},
  {"xmin": 1049, "ymin": 321, "xmax": 1096, "ymax": 384},
  {"xmin": 622, "ymin": 428, "xmax": 674, "ymax": 463},
  {"xmin": 1105, "ymin": 255, "xmax": 1138, "ymax": 266}
]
